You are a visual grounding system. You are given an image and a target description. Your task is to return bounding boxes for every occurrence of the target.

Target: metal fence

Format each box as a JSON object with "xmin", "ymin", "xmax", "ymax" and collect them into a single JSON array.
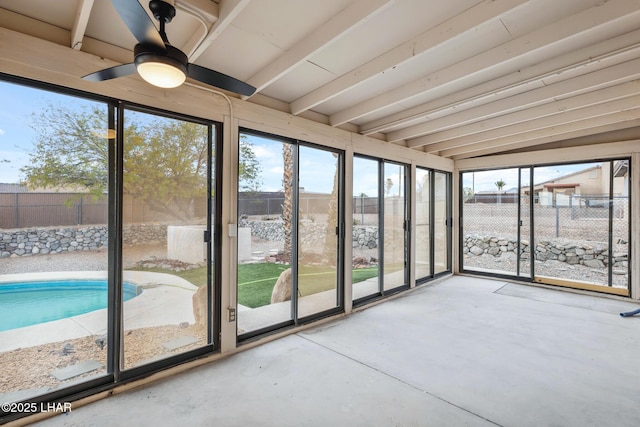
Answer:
[
  {"xmin": 0, "ymin": 193, "xmax": 107, "ymax": 229},
  {"xmin": 463, "ymin": 194, "xmax": 629, "ymax": 242},
  {"xmin": 238, "ymin": 192, "xmax": 336, "ymax": 218},
  {"xmin": 238, "ymin": 193, "xmax": 384, "ymax": 225},
  {"xmin": 0, "ymin": 192, "xmax": 209, "ymax": 229}
]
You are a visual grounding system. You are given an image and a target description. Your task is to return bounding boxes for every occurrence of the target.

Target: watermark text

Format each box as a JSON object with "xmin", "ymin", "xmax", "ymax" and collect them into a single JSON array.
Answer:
[{"xmin": 2, "ymin": 401, "xmax": 72, "ymax": 414}]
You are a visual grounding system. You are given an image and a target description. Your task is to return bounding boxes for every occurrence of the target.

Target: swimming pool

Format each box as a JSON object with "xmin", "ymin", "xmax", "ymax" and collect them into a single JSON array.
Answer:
[{"xmin": 0, "ymin": 280, "xmax": 140, "ymax": 332}]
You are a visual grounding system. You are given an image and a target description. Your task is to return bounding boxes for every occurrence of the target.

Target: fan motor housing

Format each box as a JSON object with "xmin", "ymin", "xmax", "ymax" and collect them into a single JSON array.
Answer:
[{"xmin": 149, "ymin": 0, "xmax": 176, "ymax": 23}]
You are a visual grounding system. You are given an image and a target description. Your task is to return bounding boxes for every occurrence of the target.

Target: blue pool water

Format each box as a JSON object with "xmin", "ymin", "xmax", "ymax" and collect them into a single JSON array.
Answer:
[{"xmin": 0, "ymin": 280, "xmax": 140, "ymax": 332}]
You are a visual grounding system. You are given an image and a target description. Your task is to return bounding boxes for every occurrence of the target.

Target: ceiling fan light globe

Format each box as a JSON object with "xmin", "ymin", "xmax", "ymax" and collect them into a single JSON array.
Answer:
[{"xmin": 137, "ymin": 61, "xmax": 186, "ymax": 88}]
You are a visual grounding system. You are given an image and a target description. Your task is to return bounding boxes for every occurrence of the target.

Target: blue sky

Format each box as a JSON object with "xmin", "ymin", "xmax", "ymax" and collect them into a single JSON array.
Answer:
[
  {"xmin": 0, "ymin": 80, "xmax": 44, "ymax": 183},
  {"xmin": 461, "ymin": 163, "xmax": 600, "ymax": 193},
  {"xmin": 0, "ymin": 80, "xmax": 104, "ymax": 183},
  {"xmin": 242, "ymin": 134, "xmax": 342, "ymax": 194}
]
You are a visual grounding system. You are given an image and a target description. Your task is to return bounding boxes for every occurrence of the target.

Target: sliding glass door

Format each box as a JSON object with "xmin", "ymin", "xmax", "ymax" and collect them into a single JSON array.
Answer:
[
  {"xmin": 237, "ymin": 131, "xmax": 343, "ymax": 339},
  {"xmin": 461, "ymin": 168, "xmax": 520, "ymax": 276},
  {"xmin": 383, "ymin": 162, "xmax": 407, "ymax": 292},
  {"xmin": 518, "ymin": 168, "xmax": 532, "ymax": 278},
  {"xmin": 0, "ymin": 78, "xmax": 221, "ymax": 419},
  {"xmin": 352, "ymin": 156, "xmax": 408, "ymax": 304},
  {"xmin": 0, "ymin": 80, "xmax": 111, "ymax": 403},
  {"xmin": 415, "ymin": 168, "xmax": 452, "ymax": 282},
  {"xmin": 236, "ymin": 134, "xmax": 293, "ymax": 336},
  {"xmin": 433, "ymin": 171, "xmax": 451, "ymax": 275},
  {"xmin": 352, "ymin": 157, "xmax": 381, "ymax": 300},
  {"xmin": 415, "ymin": 168, "xmax": 431, "ymax": 280},
  {"xmin": 461, "ymin": 160, "xmax": 631, "ymax": 295},
  {"xmin": 297, "ymin": 146, "xmax": 341, "ymax": 318},
  {"xmin": 120, "ymin": 108, "xmax": 213, "ymax": 371},
  {"xmin": 531, "ymin": 161, "xmax": 629, "ymax": 295}
]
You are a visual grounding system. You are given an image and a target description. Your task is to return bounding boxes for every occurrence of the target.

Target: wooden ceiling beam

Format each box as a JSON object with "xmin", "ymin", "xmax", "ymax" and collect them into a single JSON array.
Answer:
[
  {"xmin": 188, "ymin": 0, "xmax": 250, "ymax": 61},
  {"xmin": 417, "ymin": 80, "xmax": 640, "ymax": 152},
  {"xmin": 71, "ymin": 0, "xmax": 95, "ymax": 50},
  {"xmin": 329, "ymin": 0, "xmax": 640, "ymax": 127},
  {"xmin": 444, "ymin": 108, "xmax": 640, "ymax": 159},
  {"xmin": 430, "ymin": 94, "xmax": 640, "ymax": 157},
  {"xmin": 404, "ymin": 57, "xmax": 640, "ymax": 148},
  {"xmin": 244, "ymin": 0, "xmax": 394, "ymax": 99},
  {"xmin": 289, "ymin": 0, "xmax": 528, "ymax": 116},
  {"xmin": 360, "ymin": 29, "xmax": 640, "ymax": 136}
]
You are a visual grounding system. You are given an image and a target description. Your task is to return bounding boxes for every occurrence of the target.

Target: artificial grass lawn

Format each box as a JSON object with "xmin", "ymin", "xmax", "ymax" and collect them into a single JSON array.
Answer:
[
  {"xmin": 239, "ymin": 263, "xmax": 379, "ymax": 308},
  {"xmin": 131, "ymin": 262, "xmax": 379, "ymax": 308}
]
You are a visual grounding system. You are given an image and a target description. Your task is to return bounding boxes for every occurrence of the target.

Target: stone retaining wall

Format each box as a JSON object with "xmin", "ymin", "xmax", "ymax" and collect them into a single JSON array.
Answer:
[
  {"xmin": 0, "ymin": 224, "xmax": 167, "ymax": 258},
  {"xmin": 463, "ymin": 234, "xmax": 628, "ymax": 269}
]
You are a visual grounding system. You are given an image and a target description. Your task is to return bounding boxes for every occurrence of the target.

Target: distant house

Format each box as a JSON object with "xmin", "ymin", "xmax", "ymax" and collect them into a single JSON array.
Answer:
[
  {"xmin": 613, "ymin": 160, "xmax": 629, "ymax": 196},
  {"xmin": 521, "ymin": 163, "xmax": 627, "ymax": 206}
]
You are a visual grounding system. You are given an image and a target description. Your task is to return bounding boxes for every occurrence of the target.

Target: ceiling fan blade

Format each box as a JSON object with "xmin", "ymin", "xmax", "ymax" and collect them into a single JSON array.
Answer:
[
  {"xmin": 188, "ymin": 64, "xmax": 256, "ymax": 97},
  {"xmin": 83, "ymin": 63, "xmax": 137, "ymax": 82},
  {"xmin": 111, "ymin": 0, "xmax": 164, "ymax": 49}
]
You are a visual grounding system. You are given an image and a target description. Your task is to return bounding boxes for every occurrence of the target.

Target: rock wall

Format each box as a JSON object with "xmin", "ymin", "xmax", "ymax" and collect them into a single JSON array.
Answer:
[
  {"xmin": 0, "ymin": 224, "xmax": 167, "ymax": 258},
  {"xmin": 353, "ymin": 226, "xmax": 378, "ymax": 249},
  {"xmin": 463, "ymin": 234, "xmax": 628, "ymax": 269}
]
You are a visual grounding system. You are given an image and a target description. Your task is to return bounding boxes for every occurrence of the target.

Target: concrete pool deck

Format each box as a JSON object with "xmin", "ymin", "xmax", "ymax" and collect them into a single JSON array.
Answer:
[{"xmin": 0, "ymin": 271, "xmax": 198, "ymax": 352}]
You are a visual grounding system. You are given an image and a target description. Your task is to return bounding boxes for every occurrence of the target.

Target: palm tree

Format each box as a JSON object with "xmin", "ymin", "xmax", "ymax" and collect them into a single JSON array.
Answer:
[
  {"xmin": 281, "ymin": 143, "xmax": 294, "ymax": 263},
  {"xmin": 385, "ymin": 178, "xmax": 393, "ymax": 196},
  {"xmin": 495, "ymin": 179, "xmax": 506, "ymax": 205},
  {"xmin": 322, "ymin": 153, "xmax": 339, "ymax": 259}
]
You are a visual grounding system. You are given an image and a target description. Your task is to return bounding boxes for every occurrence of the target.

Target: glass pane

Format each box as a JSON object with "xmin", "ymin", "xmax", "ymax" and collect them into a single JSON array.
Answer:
[
  {"xmin": 533, "ymin": 162, "xmax": 610, "ymax": 288},
  {"xmin": 461, "ymin": 168, "xmax": 519, "ymax": 275},
  {"xmin": 237, "ymin": 134, "xmax": 293, "ymax": 335},
  {"xmin": 0, "ymin": 81, "xmax": 109, "ymax": 400},
  {"xmin": 530, "ymin": 160, "xmax": 630, "ymax": 294},
  {"xmin": 519, "ymin": 168, "xmax": 531, "ymax": 278},
  {"xmin": 383, "ymin": 162, "xmax": 406, "ymax": 291},
  {"xmin": 352, "ymin": 157, "xmax": 380, "ymax": 300},
  {"xmin": 611, "ymin": 160, "xmax": 629, "ymax": 291},
  {"xmin": 433, "ymin": 171, "xmax": 448, "ymax": 275},
  {"xmin": 121, "ymin": 110, "xmax": 209, "ymax": 369},
  {"xmin": 415, "ymin": 168, "xmax": 431, "ymax": 280},
  {"xmin": 297, "ymin": 146, "xmax": 340, "ymax": 317}
]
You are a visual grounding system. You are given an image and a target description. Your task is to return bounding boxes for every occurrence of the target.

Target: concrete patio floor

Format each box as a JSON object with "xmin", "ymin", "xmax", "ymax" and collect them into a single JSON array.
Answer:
[{"xmin": 31, "ymin": 276, "xmax": 640, "ymax": 427}]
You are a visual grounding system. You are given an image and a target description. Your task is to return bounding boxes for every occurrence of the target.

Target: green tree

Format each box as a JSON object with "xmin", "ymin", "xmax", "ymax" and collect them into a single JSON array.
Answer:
[
  {"xmin": 22, "ymin": 103, "xmax": 261, "ymax": 220},
  {"xmin": 239, "ymin": 134, "xmax": 261, "ymax": 192}
]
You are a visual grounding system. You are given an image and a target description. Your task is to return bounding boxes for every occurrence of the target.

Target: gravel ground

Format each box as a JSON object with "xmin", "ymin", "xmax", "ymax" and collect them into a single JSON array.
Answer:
[
  {"xmin": 0, "ymin": 325, "xmax": 206, "ymax": 396},
  {"xmin": 0, "ymin": 244, "xmax": 166, "ymax": 275},
  {"xmin": 463, "ymin": 253, "xmax": 628, "ymax": 288}
]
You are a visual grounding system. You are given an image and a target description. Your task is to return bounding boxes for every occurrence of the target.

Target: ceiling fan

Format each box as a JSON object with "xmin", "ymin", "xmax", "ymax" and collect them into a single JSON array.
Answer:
[{"xmin": 83, "ymin": 0, "xmax": 256, "ymax": 96}]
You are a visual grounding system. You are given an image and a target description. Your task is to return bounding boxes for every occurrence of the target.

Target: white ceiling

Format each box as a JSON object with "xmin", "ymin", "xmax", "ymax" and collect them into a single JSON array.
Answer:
[{"xmin": 1, "ymin": 0, "xmax": 639, "ymax": 160}]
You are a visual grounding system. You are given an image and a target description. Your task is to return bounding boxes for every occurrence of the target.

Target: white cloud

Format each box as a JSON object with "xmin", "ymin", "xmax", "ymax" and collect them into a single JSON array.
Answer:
[
  {"xmin": 0, "ymin": 128, "xmax": 5, "ymax": 136},
  {"xmin": 252, "ymin": 145, "xmax": 277, "ymax": 159}
]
